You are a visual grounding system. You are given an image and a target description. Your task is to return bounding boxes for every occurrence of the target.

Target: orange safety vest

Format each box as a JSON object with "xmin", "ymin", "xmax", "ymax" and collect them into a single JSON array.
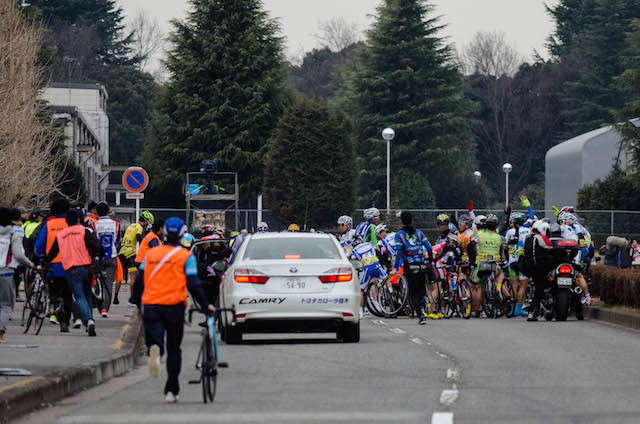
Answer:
[
  {"xmin": 135, "ymin": 232, "xmax": 161, "ymax": 264},
  {"xmin": 46, "ymin": 217, "xmax": 68, "ymax": 264},
  {"xmin": 56, "ymin": 225, "xmax": 92, "ymax": 270},
  {"xmin": 141, "ymin": 245, "xmax": 191, "ymax": 306},
  {"xmin": 84, "ymin": 213, "xmax": 98, "ymax": 229}
]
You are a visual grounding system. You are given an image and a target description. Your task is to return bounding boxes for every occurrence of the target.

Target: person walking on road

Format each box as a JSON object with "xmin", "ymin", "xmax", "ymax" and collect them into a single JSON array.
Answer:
[
  {"xmin": 94, "ymin": 202, "xmax": 120, "ymax": 318},
  {"xmin": 132, "ymin": 217, "xmax": 214, "ymax": 403},
  {"xmin": 43, "ymin": 210, "xmax": 103, "ymax": 336},
  {"xmin": 35, "ymin": 198, "xmax": 71, "ymax": 330},
  {"xmin": 0, "ymin": 207, "xmax": 35, "ymax": 343},
  {"xmin": 118, "ymin": 211, "xmax": 154, "ymax": 300},
  {"xmin": 134, "ymin": 218, "xmax": 164, "ymax": 268}
]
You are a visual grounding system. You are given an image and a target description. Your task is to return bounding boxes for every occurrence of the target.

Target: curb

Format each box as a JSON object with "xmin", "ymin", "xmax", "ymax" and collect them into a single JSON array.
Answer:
[
  {"xmin": 586, "ymin": 306, "xmax": 640, "ymax": 331},
  {"xmin": 0, "ymin": 313, "xmax": 144, "ymax": 423}
]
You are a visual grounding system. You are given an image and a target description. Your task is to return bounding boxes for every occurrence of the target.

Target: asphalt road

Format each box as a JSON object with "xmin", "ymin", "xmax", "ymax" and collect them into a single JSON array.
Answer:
[{"xmin": 14, "ymin": 315, "xmax": 640, "ymax": 424}]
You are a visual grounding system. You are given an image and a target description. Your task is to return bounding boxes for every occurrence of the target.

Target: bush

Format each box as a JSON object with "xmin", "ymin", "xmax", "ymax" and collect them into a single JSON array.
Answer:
[{"xmin": 589, "ymin": 266, "xmax": 640, "ymax": 308}]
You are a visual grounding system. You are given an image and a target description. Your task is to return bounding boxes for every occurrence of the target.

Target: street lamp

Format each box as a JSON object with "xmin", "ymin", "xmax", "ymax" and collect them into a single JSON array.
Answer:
[
  {"xmin": 382, "ymin": 128, "xmax": 395, "ymax": 213},
  {"xmin": 473, "ymin": 171, "xmax": 482, "ymax": 183},
  {"xmin": 502, "ymin": 163, "xmax": 512, "ymax": 208}
]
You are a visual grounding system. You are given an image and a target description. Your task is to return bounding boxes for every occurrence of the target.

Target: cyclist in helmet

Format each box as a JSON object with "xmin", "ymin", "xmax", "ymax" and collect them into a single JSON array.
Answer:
[
  {"xmin": 181, "ymin": 233, "xmax": 196, "ymax": 248},
  {"xmin": 257, "ymin": 222, "xmax": 269, "ymax": 233},
  {"xmin": 468, "ymin": 214, "xmax": 506, "ymax": 315},
  {"xmin": 350, "ymin": 235, "xmax": 388, "ymax": 318},
  {"xmin": 355, "ymin": 207, "xmax": 380, "ymax": 244},
  {"xmin": 474, "ymin": 215, "xmax": 487, "ymax": 231},
  {"xmin": 288, "ymin": 224, "xmax": 300, "ymax": 232},
  {"xmin": 556, "ymin": 212, "xmax": 592, "ymax": 306},
  {"xmin": 457, "ymin": 214, "xmax": 475, "ymax": 264},
  {"xmin": 337, "ymin": 215, "xmax": 356, "ymax": 254},
  {"xmin": 119, "ymin": 211, "xmax": 154, "ymax": 289},
  {"xmin": 375, "ymin": 224, "xmax": 396, "ymax": 270},
  {"xmin": 435, "ymin": 213, "xmax": 458, "ymax": 245}
]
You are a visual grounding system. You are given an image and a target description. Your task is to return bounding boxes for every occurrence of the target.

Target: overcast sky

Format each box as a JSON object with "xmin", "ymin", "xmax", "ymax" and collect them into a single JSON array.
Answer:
[{"xmin": 118, "ymin": 0, "xmax": 557, "ymax": 67}]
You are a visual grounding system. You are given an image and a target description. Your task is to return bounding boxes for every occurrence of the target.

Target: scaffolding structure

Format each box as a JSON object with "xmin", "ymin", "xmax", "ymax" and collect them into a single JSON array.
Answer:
[{"xmin": 185, "ymin": 172, "xmax": 240, "ymax": 230}]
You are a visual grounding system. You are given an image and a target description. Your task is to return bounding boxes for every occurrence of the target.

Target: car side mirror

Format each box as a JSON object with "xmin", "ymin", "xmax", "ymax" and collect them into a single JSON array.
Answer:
[
  {"xmin": 350, "ymin": 260, "xmax": 363, "ymax": 270},
  {"xmin": 213, "ymin": 260, "xmax": 228, "ymax": 273}
]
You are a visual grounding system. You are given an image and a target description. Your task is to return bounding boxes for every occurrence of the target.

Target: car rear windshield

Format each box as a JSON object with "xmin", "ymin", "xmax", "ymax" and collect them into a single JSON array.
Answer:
[{"xmin": 243, "ymin": 237, "xmax": 342, "ymax": 260}]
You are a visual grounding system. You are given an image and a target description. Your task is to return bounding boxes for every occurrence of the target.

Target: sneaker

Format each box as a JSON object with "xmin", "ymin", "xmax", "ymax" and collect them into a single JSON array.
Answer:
[
  {"xmin": 436, "ymin": 313, "xmax": 444, "ymax": 319},
  {"xmin": 576, "ymin": 309, "xmax": 584, "ymax": 321},
  {"xmin": 113, "ymin": 295, "xmax": 120, "ymax": 305},
  {"xmin": 165, "ymin": 392, "xmax": 178, "ymax": 403},
  {"xmin": 426, "ymin": 313, "xmax": 439, "ymax": 319},
  {"xmin": 100, "ymin": 309, "xmax": 108, "ymax": 318},
  {"xmin": 418, "ymin": 317, "xmax": 427, "ymax": 325},
  {"xmin": 73, "ymin": 319, "xmax": 82, "ymax": 329},
  {"xmin": 527, "ymin": 313, "xmax": 538, "ymax": 322},
  {"xmin": 582, "ymin": 293, "xmax": 592, "ymax": 306},
  {"xmin": 49, "ymin": 315, "xmax": 59, "ymax": 325},
  {"xmin": 87, "ymin": 320, "xmax": 96, "ymax": 337},
  {"xmin": 148, "ymin": 345, "xmax": 160, "ymax": 378},
  {"xmin": 60, "ymin": 323, "xmax": 70, "ymax": 333}
]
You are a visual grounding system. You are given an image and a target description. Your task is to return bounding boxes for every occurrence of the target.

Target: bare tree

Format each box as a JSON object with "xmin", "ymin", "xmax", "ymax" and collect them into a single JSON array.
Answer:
[
  {"xmin": 314, "ymin": 17, "xmax": 361, "ymax": 52},
  {"xmin": 129, "ymin": 9, "xmax": 165, "ymax": 72},
  {"xmin": 0, "ymin": 0, "xmax": 65, "ymax": 207},
  {"xmin": 460, "ymin": 30, "xmax": 522, "ymax": 77}
]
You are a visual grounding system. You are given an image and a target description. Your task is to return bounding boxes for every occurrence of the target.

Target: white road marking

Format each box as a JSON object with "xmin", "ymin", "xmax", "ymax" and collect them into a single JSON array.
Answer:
[
  {"xmin": 390, "ymin": 327, "xmax": 407, "ymax": 335},
  {"xmin": 431, "ymin": 411, "xmax": 454, "ymax": 424},
  {"xmin": 435, "ymin": 351, "xmax": 448, "ymax": 359},
  {"xmin": 378, "ymin": 320, "xmax": 388, "ymax": 325},
  {"xmin": 410, "ymin": 336, "xmax": 424, "ymax": 345},
  {"xmin": 446, "ymin": 368, "xmax": 460, "ymax": 380},
  {"xmin": 371, "ymin": 319, "xmax": 388, "ymax": 326},
  {"xmin": 58, "ymin": 412, "xmax": 424, "ymax": 423},
  {"xmin": 439, "ymin": 389, "xmax": 459, "ymax": 407}
]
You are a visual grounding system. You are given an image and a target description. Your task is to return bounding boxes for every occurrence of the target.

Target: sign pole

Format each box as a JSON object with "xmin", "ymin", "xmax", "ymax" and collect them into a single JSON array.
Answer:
[{"xmin": 136, "ymin": 198, "xmax": 140, "ymax": 222}]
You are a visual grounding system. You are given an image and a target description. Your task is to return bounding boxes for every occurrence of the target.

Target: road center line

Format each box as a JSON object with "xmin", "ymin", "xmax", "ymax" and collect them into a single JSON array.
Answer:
[
  {"xmin": 431, "ymin": 411, "xmax": 454, "ymax": 424},
  {"xmin": 390, "ymin": 327, "xmax": 406, "ymax": 334},
  {"xmin": 439, "ymin": 389, "xmax": 459, "ymax": 407},
  {"xmin": 409, "ymin": 336, "xmax": 424, "ymax": 345}
]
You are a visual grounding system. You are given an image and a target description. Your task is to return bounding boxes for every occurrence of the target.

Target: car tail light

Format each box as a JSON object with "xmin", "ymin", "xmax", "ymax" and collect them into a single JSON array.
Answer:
[
  {"xmin": 319, "ymin": 268, "xmax": 353, "ymax": 283},
  {"xmin": 558, "ymin": 265, "xmax": 573, "ymax": 274},
  {"xmin": 342, "ymin": 312, "xmax": 354, "ymax": 317},
  {"xmin": 234, "ymin": 269, "xmax": 269, "ymax": 284},
  {"xmin": 236, "ymin": 313, "xmax": 246, "ymax": 318},
  {"xmin": 285, "ymin": 255, "xmax": 301, "ymax": 260}
]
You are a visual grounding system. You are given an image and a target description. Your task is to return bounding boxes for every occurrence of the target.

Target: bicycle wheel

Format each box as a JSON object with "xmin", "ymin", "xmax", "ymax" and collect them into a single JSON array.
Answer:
[
  {"xmin": 502, "ymin": 281, "xmax": 516, "ymax": 318},
  {"xmin": 458, "ymin": 280, "xmax": 473, "ymax": 319},
  {"xmin": 482, "ymin": 278, "xmax": 495, "ymax": 318},
  {"xmin": 201, "ymin": 333, "xmax": 214, "ymax": 403},
  {"xmin": 442, "ymin": 280, "xmax": 455, "ymax": 319},
  {"xmin": 364, "ymin": 282, "xmax": 385, "ymax": 317},
  {"xmin": 379, "ymin": 275, "xmax": 408, "ymax": 317}
]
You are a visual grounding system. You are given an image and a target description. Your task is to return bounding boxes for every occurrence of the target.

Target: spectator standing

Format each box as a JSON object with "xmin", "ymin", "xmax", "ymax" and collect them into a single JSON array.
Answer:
[
  {"xmin": 0, "ymin": 207, "xmax": 35, "ymax": 342},
  {"xmin": 44, "ymin": 210, "xmax": 103, "ymax": 336},
  {"xmin": 631, "ymin": 240, "xmax": 640, "ymax": 268},
  {"xmin": 84, "ymin": 201, "xmax": 99, "ymax": 229}
]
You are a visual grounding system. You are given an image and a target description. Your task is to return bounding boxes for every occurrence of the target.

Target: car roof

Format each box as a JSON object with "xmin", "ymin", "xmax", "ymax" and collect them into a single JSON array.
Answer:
[{"xmin": 248, "ymin": 232, "xmax": 333, "ymax": 240}]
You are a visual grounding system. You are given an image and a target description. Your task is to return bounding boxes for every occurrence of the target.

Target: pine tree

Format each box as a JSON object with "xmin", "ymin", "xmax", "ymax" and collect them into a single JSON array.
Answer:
[
  {"xmin": 335, "ymin": 0, "xmax": 476, "ymax": 208},
  {"xmin": 615, "ymin": 19, "xmax": 640, "ymax": 167},
  {"xmin": 141, "ymin": 0, "xmax": 290, "ymax": 202},
  {"xmin": 263, "ymin": 100, "xmax": 356, "ymax": 228}
]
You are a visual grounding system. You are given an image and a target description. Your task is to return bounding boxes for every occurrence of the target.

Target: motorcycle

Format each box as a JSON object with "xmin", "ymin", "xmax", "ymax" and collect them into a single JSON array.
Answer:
[{"xmin": 540, "ymin": 239, "xmax": 583, "ymax": 321}]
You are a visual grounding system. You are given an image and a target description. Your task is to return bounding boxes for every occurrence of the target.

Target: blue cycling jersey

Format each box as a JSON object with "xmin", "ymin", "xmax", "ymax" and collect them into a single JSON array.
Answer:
[{"xmin": 394, "ymin": 228, "xmax": 433, "ymax": 269}]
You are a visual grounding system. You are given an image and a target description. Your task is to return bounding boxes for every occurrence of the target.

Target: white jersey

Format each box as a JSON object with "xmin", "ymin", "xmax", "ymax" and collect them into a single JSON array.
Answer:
[
  {"xmin": 94, "ymin": 217, "xmax": 119, "ymax": 260},
  {"xmin": 339, "ymin": 229, "xmax": 356, "ymax": 255},
  {"xmin": 505, "ymin": 228, "xmax": 517, "ymax": 264},
  {"xmin": 560, "ymin": 224, "xmax": 579, "ymax": 242}
]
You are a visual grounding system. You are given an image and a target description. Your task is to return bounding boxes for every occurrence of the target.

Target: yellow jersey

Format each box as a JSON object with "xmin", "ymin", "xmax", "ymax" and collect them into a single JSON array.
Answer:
[{"xmin": 119, "ymin": 223, "xmax": 143, "ymax": 258}]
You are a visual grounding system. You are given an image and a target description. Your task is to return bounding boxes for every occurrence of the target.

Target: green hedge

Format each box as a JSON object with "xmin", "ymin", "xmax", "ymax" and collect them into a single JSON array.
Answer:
[{"xmin": 589, "ymin": 266, "xmax": 640, "ymax": 308}]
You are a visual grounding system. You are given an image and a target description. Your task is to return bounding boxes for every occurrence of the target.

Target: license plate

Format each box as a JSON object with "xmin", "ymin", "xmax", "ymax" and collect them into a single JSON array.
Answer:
[
  {"xmin": 557, "ymin": 277, "xmax": 573, "ymax": 287},
  {"xmin": 283, "ymin": 279, "xmax": 306, "ymax": 290}
]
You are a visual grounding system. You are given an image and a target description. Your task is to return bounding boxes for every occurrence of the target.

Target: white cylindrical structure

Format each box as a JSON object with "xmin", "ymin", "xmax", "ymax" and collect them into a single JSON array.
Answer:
[
  {"xmin": 382, "ymin": 128, "xmax": 395, "ymax": 213},
  {"xmin": 257, "ymin": 193, "xmax": 263, "ymax": 228},
  {"xmin": 502, "ymin": 163, "xmax": 513, "ymax": 208}
]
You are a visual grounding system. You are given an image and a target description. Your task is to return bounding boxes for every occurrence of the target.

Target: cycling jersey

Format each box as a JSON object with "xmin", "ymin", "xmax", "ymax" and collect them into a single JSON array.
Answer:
[
  {"xmin": 339, "ymin": 229, "xmax": 356, "ymax": 255},
  {"xmin": 95, "ymin": 216, "xmax": 119, "ymax": 260},
  {"xmin": 379, "ymin": 233, "xmax": 396, "ymax": 258},
  {"xmin": 350, "ymin": 242, "xmax": 387, "ymax": 289},
  {"xmin": 355, "ymin": 221, "xmax": 376, "ymax": 244},
  {"xmin": 120, "ymin": 222, "xmax": 143, "ymax": 258},
  {"xmin": 394, "ymin": 227, "xmax": 433, "ymax": 269},
  {"xmin": 474, "ymin": 230, "xmax": 503, "ymax": 263},
  {"xmin": 458, "ymin": 228, "xmax": 474, "ymax": 262}
]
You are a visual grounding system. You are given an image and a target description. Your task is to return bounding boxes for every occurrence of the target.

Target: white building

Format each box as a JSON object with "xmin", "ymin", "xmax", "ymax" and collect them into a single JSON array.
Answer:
[
  {"xmin": 41, "ymin": 83, "xmax": 109, "ymax": 201},
  {"xmin": 545, "ymin": 126, "xmax": 630, "ymax": 213}
]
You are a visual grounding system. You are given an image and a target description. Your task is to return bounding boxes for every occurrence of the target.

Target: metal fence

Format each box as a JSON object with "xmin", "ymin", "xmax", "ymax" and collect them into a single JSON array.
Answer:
[{"xmin": 111, "ymin": 207, "xmax": 640, "ymax": 240}]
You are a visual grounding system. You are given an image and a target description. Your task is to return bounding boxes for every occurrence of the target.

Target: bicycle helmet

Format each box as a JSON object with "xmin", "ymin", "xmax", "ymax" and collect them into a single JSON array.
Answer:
[
  {"xmin": 337, "ymin": 215, "xmax": 353, "ymax": 226},
  {"xmin": 141, "ymin": 210, "xmax": 154, "ymax": 225},
  {"xmin": 180, "ymin": 232, "xmax": 196, "ymax": 248},
  {"xmin": 352, "ymin": 236, "xmax": 363, "ymax": 247},
  {"xmin": 510, "ymin": 212, "xmax": 526, "ymax": 226},
  {"xmin": 375, "ymin": 224, "xmax": 389, "ymax": 237},
  {"xmin": 560, "ymin": 206, "xmax": 575, "ymax": 214},
  {"xmin": 257, "ymin": 221, "xmax": 269, "ymax": 232},
  {"xmin": 458, "ymin": 214, "xmax": 473, "ymax": 228},
  {"xmin": 363, "ymin": 208, "xmax": 380, "ymax": 220},
  {"xmin": 475, "ymin": 214, "xmax": 487, "ymax": 227},
  {"xmin": 532, "ymin": 218, "xmax": 551, "ymax": 237},
  {"xmin": 201, "ymin": 224, "xmax": 215, "ymax": 236},
  {"xmin": 164, "ymin": 217, "xmax": 187, "ymax": 238},
  {"xmin": 486, "ymin": 214, "xmax": 499, "ymax": 231},
  {"xmin": 288, "ymin": 224, "xmax": 300, "ymax": 232},
  {"xmin": 436, "ymin": 213, "xmax": 450, "ymax": 225}
]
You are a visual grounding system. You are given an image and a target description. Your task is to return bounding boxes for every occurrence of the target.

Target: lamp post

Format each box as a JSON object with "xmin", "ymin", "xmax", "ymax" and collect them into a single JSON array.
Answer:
[
  {"xmin": 502, "ymin": 163, "xmax": 512, "ymax": 209},
  {"xmin": 473, "ymin": 171, "xmax": 482, "ymax": 184},
  {"xmin": 382, "ymin": 128, "xmax": 395, "ymax": 213}
]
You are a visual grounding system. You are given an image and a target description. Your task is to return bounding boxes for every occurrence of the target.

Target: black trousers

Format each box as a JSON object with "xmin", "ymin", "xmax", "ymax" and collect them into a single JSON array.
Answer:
[
  {"xmin": 51, "ymin": 276, "xmax": 73, "ymax": 325},
  {"xmin": 405, "ymin": 270, "xmax": 427, "ymax": 316},
  {"xmin": 530, "ymin": 272, "xmax": 549, "ymax": 316},
  {"xmin": 143, "ymin": 304, "xmax": 185, "ymax": 395}
]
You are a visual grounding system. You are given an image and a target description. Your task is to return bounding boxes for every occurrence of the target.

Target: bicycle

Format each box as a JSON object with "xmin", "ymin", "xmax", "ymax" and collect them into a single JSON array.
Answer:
[
  {"xmin": 480, "ymin": 262, "xmax": 515, "ymax": 319},
  {"xmin": 22, "ymin": 268, "xmax": 51, "ymax": 335},
  {"xmin": 188, "ymin": 307, "xmax": 236, "ymax": 404},
  {"xmin": 439, "ymin": 262, "xmax": 473, "ymax": 319},
  {"xmin": 365, "ymin": 273, "xmax": 409, "ymax": 318}
]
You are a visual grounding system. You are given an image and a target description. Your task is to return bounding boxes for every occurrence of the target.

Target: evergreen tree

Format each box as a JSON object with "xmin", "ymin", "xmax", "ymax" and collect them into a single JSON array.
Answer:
[
  {"xmin": 615, "ymin": 19, "xmax": 640, "ymax": 168},
  {"xmin": 335, "ymin": 0, "xmax": 476, "ymax": 207},
  {"xmin": 142, "ymin": 0, "xmax": 290, "ymax": 202},
  {"xmin": 263, "ymin": 100, "xmax": 356, "ymax": 228},
  {"xmin": 105, "ymin": 67, "xmax": 157, "ymax": 165}
]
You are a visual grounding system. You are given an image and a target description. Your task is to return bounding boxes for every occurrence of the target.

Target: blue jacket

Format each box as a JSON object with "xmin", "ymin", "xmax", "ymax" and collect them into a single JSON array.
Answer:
[
  {"xmin": 394, "ymin": 227, "xmax": 433, "ymax": 269},
  {"xmin": 35, "ymin": 214, "xmax": 67, "ymax": 277}
]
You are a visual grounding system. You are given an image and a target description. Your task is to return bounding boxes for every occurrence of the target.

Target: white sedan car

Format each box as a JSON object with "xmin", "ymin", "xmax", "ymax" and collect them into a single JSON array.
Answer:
[{"xmin": 217, "ymin": 232, "xmax": 360, "ymax": 343}]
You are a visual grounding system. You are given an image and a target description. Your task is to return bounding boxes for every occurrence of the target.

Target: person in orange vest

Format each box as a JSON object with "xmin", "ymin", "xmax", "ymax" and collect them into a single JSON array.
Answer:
[
  {"xmin": 35, "ymin": 198, "xmax": 72, "ymax": 331},
  {"xmin": 134, "ymin": 219, "xmax": 165, "ymax": 268},
  {"xmin": 83, "ymin": 201, "xmax": 99, "ymax": 230},
  {"xmin": 132, "ymin": 217, "xmax": 214, "ymax": 404},
  {"xmin": 43, "ymin": 210, "xmax": 103, "ymax": 336}
]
